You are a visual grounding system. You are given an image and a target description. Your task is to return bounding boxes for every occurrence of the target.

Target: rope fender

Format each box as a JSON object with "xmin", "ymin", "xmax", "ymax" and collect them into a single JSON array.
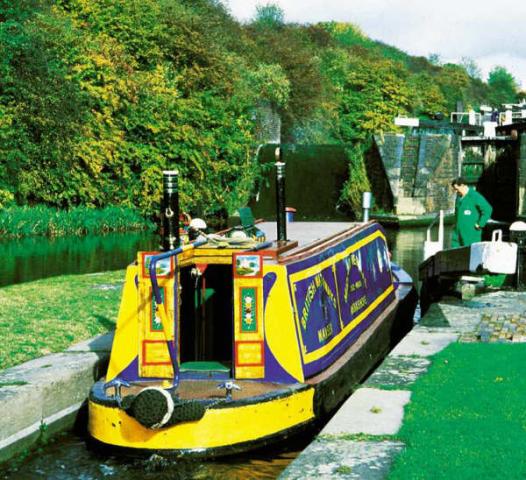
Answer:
[{"xmin": 123, "ymin": 387, "xmax": 206, "ymax": 429}]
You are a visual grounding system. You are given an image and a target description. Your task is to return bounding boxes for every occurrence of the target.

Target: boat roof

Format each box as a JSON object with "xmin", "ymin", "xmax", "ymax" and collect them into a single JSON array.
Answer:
[
  {"xmin": 182, "ymin": 221, "xmax": 368, "ymax": 267},
  {"xmin": 257, "ymin": 221, "xmax": 361, "ymax": 247}
]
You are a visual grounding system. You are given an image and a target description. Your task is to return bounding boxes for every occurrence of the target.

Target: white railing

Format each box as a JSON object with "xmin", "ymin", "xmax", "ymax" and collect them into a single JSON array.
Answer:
[
  {"xmin": 498, "ymin": 109, "xmax": 526, "ymax": 125},
  {"xmin": 423, "ymin": 210, "xmax": 445, "ymax": 260},
  {"xmin": 450, "ymin": 112, "xmax": 482, "ymax": 126}
]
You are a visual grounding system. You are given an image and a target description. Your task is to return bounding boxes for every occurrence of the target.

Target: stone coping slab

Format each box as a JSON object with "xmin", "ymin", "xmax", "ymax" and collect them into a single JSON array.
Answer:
[
  {"xmin": 67, "ymin": 332, "xmax": 114, "ymax": 353},
  {"xmin": 420, "ymin": 301, "xmax": 482, "ymax": 331},
  {"xmin": 389, "ymin": 330, "xmax": 458, "ymax": 357},
  {"xmin": 321, "ymin": 388, "xmax": 411, "ymax": 436},
  {"xmin": 279, "ymin": 438, "xmax": 404, "ymax": 480},
  {"xmin": 0, "ymin": 333, "xmax": 112, "ymax": 465},
  {"xmin": 421, "ymin": 292, "xmax": 526, "ymax": 332},
  {"xmin": 364, "ymin": 356, "xmax": 431, "ymax": 389}
]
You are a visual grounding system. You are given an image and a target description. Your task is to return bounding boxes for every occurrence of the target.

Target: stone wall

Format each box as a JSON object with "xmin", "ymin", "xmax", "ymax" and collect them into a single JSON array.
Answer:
[
  {"xmin": 400, "ymin": 136, "xmax": 419, "ymax": 199},
  {"xmin": 375, "ymin": 133, "xmax": 459, "ymax": 215}
]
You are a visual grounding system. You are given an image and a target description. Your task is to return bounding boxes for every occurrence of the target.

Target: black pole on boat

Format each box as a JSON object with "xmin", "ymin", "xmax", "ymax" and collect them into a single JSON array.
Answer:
[
  {"xmin": 162, "ymin": 170, "xmax": 180, "ymax": 251},
  {"xmin": 275, "ymin": 147, "xmax": 287, "ymax": 242}
]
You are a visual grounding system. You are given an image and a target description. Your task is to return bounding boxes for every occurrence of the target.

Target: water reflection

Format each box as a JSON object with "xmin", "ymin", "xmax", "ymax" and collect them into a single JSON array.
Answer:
[
  {"xmin": 385, "ymin": 227, "xmax": 427, "ymax": 284},
  {"xmin": 0, "ymin": 233, "xmax": 157, "ymax": 287},
  {"xmin": 385, "ymin": 225, "xmax": 454, "ymax": 287}
]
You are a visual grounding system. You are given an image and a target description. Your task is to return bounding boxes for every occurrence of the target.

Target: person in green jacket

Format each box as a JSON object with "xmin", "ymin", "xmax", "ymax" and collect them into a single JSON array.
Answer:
[{"xmin": 451, "ymin": 177, "xmax": 493, "ymax": 247}]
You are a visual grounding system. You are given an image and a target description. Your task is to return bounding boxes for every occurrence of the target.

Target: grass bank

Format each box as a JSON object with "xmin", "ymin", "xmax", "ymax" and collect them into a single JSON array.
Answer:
[
  {"xmin": 0, "ymin": 271, "xmax": 124, "ymax": 369},
  {"xmin": 0, "ymin": 205, "xmax": 155, "ymax": 238},
  {"xmin": 389, "ymin": 343, "xmax": 526, "ymax": 479}
]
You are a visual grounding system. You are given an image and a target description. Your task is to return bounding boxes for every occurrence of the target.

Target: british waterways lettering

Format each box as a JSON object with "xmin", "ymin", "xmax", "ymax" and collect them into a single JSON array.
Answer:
[
  {"xmin": 300, "ymin": 272, "xmax": 337, "ymax": 330},
  {"xmin": 317, "ymin": 322, "xmax": 333, "ymax": 343},
  {"xmin": 343, "ymin": 253, "xmax": 367, "ymax": 303},
  {"xmin": 350, "ymin": 294, "xmax": 368, "ymax": 314}
]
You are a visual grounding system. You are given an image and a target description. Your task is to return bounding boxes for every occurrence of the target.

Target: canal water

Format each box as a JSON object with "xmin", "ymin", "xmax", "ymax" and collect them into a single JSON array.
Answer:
[
  {"xmin": 0, "ymin": 232, "xmax": 157, "ymax": 288},
  {"xmin": 0, "ymin": 226, "xmax": 427, "ymax": 480}
]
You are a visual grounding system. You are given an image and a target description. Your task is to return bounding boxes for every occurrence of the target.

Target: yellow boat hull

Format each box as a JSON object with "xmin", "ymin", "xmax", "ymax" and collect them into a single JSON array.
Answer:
[{"xmin": 88, "ymin": 385, "xmax": 315, "ymax": 456}]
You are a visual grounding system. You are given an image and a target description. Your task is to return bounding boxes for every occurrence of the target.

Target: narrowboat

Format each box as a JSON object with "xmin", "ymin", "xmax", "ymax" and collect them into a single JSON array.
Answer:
[{"xmin": 88, "ymin": 166, "xmax": 416, "ymax": 458}]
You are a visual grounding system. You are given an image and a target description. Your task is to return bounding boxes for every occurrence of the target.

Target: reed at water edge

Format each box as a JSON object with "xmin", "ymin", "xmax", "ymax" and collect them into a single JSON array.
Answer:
[{"xmin": 0, "ymin": 205, "xmax": 155, "ymax": 238}]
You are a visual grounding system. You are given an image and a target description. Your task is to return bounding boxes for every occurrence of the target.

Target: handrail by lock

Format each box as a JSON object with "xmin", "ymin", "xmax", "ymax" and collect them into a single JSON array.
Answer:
[
  {"xmin": 423, "ymin": 210, "xmax": 445, "ymax": 260},
  {"xmin": 426, "ymin": 210, "xmax": 444, "ymax": 244}
]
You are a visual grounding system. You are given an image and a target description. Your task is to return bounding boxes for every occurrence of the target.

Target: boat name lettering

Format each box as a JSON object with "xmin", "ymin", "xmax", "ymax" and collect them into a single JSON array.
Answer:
[
  {"xmin": 299, "ymin": 272, "xmax": 337, "ymax": 330},
  {"xmin": 317, "ymin": 323, "xmax": 333, "ymax": 343},
  {"xmin": 344, "ymin": 254, "xmax": 362, "ymax": 302},
  {"xmin": 350, "ymin": 295, "xmax": 368, "ymax": 314}
]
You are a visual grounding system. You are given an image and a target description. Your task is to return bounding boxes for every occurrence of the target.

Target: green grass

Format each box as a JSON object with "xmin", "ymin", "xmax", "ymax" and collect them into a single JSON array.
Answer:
[
  {"xmin": 389, "ymin": 343, "xmax": 526, "ymax": 480},
  {"xmin": 0, "ymin": 205, "xmax": 155, "ymax": 238},
  {"xmin": 0, "ymin": 271, "xmax": 124, "ymax": 369}
]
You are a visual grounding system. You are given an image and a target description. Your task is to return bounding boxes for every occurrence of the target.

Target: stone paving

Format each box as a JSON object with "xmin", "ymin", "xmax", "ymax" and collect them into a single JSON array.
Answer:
[
  {"xmin": 279, "ymin": 290, "xmax": 526, "ymax": 480},
  {"xmin": 364, "ymin": 356, "xmax": 430, "ymax": 389},
  {"xmin": 463, "ymin": 311, "xmax": 526, "ymax": 343}
]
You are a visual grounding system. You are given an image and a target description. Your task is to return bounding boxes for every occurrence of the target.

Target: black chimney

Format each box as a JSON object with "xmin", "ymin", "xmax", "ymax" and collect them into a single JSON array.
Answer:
[{"xmin": 162, "ymin": 170, "xmax": 180, "ymax": 251}]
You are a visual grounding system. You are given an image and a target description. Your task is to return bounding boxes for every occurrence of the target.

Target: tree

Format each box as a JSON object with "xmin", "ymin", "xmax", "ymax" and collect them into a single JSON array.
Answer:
[
  {"xmin": 408, "ymin": 73, "xmax": 448, "ymax": 118},
  {"xmin": 0, "ymin": 1, "xmax": 519, "ymax": 219},
  {"xmin": 0, "ymin": 0, "xmax": 267, "ymax": 216},
  {"xmin": 428, "ymin": 53, "xmax": 443, "ymax": 66},
  {"xmin": 246, "ymin": 21, "xmax": 326, "ymax": 141},
  {"xmin": 460, "ymin": 57, "xmax": 482, "ymax": 80},
  {"xmin": 329, "ymin": 55, "xmax": 411, "ymax": 141},
  {"xmin": 436, "ymin": 64, "xmax": 470, "ymax": 111},
  {"xmin": 247, "ymin": 63, "xmax": 290, "ymax": 108},
  {"xmin": 253, "ymin": 3, "xmax": 284, "ymax": 28},
  {"xmin": 487, "ymin": 66, "xmax": 519, "ymax": 107}
]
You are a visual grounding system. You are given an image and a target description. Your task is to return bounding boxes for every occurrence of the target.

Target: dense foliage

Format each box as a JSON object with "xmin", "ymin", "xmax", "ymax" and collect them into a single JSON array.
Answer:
[
  {"xmin": 0, "ymin": 1, "xmax": 521, "ymax": 218},
  {"xmin": 0, "ymin": 0, "xmax": 266, "ymax": 217}
]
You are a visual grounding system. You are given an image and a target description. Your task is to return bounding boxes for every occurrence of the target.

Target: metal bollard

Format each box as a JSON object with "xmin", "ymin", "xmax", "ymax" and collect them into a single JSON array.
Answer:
[
  {"xmin": 510, "ymin": 223, "xmax": 526, "ymax": 290},
  {"xmin": 362, "ymin": 192, "xmax": 372, "ymax": 223}
]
